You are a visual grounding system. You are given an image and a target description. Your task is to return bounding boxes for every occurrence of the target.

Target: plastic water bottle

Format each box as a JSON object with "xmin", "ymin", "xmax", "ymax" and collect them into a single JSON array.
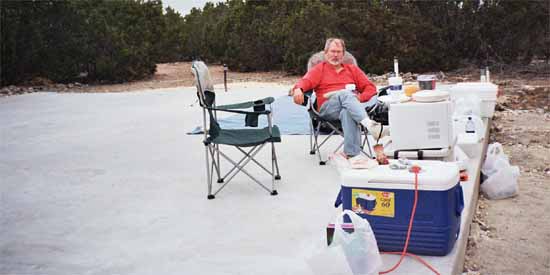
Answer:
[
  {"xmin": 394, "ymin": 57, "xmax": 399, "ymax": 76},
  {"xmin": 388, "ymin": 76, "xmax": 403, "ymax": 101},
  {"xmin": 465, "ymin": 116, "xmax": 476, "ymax": 133}
]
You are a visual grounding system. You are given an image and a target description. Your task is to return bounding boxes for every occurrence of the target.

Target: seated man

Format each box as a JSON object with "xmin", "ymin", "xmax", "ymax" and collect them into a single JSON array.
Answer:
[{"xmin": 291, "ymin": 37, "xmax": 383, "ymax": 158}]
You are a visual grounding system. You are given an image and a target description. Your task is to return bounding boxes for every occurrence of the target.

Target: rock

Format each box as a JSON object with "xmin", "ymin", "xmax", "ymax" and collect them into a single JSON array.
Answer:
[
  {"xmin": 469, "ymin": 222, "xmax": 481, "ymax": 243},
  {"xmin": 519, "ymin": 137, "xmax": 531, "ymax": 146},
  {"xmin": 522, "ymin": 85, "xmax": 535, "ymax": 91}
]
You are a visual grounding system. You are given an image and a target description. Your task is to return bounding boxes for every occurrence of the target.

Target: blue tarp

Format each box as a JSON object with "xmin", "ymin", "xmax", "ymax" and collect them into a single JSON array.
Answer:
[{"xmin": 188, "ymin": 94, "xmax": 378, "ymax": 135}]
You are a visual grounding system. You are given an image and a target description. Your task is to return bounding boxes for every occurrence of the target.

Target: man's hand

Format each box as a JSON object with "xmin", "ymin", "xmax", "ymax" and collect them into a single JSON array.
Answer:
[{"xmin": 292, "ymin": 88, "xmax": 304, "ymax": 105}]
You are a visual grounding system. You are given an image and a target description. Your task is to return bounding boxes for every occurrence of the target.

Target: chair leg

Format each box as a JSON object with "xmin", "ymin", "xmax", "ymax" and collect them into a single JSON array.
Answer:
[
  {"xmin": 215, "ymin": 144, "xmax": 223, "ymax": 182},
  {"xmin": 207, "ymin": 145, "xmax": 223, "ymax": 183},
  {"xmin": 359, "ymin": 127, "xmax": 374, "ymax": 159},
  {"xmin": 205, "ymin": 145, "xmax": 215, "ymax": 199},
  {"xmin": 217, "ymin": 147, "xmax": 273, "ymax": 193},
  {"xmin": 315, "ymin": 122, "xmax": 344, "ymax": 165},
  {"xmin": 206, "ymin": 143, "xmax": 282, "ymax": 198},
  {"xmin": 309, "ymin": 121, "xmax": 316, "ymax": 155},
  {"xmin": 313, "ymin": 124, "xmax": 326, "ymax": 165},
  {"xmin": 270, "ymin": 143, "xmax": 278, "ymax": 196},
  {"xmin": 272, "ymin": 142, "xmax": 281, "ymax": 180}
]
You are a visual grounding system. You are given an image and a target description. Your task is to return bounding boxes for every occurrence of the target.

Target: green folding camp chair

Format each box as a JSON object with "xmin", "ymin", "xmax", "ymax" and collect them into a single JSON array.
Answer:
[{"xmin": 191, "ymin": 61, "xmax": 281, "ymax": 199}]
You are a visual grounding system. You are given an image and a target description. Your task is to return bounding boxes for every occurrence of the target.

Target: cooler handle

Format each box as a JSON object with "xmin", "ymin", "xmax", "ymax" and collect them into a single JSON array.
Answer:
[
  {"xmin": 334, "ymin": 188, "xmax": 342, "ymax": 208},
  {"xmin": 455, "ymin": 185, "xmax": 464, "ymax": 217},
  {"xmin": 393, "ymin": 149, "xmax": 424, "ymax": 160}
]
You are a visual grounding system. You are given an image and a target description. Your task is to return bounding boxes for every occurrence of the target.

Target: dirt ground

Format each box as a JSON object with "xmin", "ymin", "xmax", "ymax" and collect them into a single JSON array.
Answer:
[{"xmin": 2, "ymin": 62, "xmax": 549, "ymax": 274}]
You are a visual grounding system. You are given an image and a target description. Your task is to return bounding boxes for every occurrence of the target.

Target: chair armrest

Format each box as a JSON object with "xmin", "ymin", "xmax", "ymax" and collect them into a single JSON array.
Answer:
[
  {"xmin": 212, "ymin": 97, "xmax": 274, "ymax": 127},
  {"xmin": 377, "ymin": 86, "xmax": 390, "ymax": 97},
  {"xmin": 298, "ymin": 90, "xmax": 314, "ymax": 107},
  {"xmin": 207, "ymin": 106, "xmax": 271, "ymax": 116},
  {"xmin": 217, "ymin": 97, "xmax": 274, "ymax": 110}
]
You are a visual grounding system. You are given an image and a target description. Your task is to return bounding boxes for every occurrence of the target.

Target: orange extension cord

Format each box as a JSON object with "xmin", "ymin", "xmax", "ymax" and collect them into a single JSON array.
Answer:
[{"xmin": 379, "ymin": 166, "xmax": 441, "ymax": 275}]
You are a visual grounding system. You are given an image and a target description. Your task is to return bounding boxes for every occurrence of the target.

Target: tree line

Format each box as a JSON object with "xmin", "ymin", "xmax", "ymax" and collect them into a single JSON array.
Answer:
[{"xmin": 1, "ymin": 0, "xmax": 548, "ymax": 86}]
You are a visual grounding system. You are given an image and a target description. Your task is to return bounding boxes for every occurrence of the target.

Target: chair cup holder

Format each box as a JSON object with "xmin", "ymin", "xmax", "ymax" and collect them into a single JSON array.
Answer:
[{"xmin": 245, "ymin": 102, "xmax": 266, "ymax": 127}]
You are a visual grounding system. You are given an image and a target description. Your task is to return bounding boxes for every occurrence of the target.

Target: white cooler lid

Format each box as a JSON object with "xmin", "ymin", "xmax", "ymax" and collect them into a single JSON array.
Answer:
[{"xmin": 341, "ymin": 160, "xmax": 459, "ymax": 191}]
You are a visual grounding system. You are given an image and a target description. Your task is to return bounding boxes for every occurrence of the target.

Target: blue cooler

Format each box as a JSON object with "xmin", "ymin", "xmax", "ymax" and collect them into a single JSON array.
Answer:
[{"xmin": 335, "ymin": 160, "xmax": 464, "ymax": 256}]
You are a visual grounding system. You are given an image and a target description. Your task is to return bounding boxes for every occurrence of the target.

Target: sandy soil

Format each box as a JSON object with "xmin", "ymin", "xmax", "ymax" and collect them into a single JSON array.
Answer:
[
  {"xmin": 2, "ymin": 62, "xmax": 549, "ymax": 274},
  {"xmin": 462, "ymin": 73, "xmax": 550, "ymax": 275},
  {"xmin": 77, "ymin": 62, "xmax": 300, "ymax": 93}
]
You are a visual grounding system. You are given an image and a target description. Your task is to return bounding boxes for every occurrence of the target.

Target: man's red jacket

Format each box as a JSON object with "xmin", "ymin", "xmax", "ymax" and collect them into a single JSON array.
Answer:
[{"xmin": 294, "ymin": 61, "xmax": 377, "ymax": 110}]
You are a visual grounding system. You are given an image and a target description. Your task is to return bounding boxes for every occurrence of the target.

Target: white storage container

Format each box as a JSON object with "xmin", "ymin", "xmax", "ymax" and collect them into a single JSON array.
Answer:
[{"xmin": 449, "ymin": 82, "xmax": 498, "ymax": 118}]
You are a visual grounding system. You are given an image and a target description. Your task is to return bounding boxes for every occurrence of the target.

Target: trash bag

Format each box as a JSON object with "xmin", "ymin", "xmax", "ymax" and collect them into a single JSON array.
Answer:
[
  {"xmin": 306, "ymin": 237, "xmax": 354, "ymax": 275},
  {"xmin": 481, "ymin": 143, "xmax": 520, "ymax": 199},
  {"xmin": 332, "ymin": 210, "xmax": 382, "ymax": 275},
  {"xmin": 481, "ymin": 143, "xmax": 507, "ymax": 176}
]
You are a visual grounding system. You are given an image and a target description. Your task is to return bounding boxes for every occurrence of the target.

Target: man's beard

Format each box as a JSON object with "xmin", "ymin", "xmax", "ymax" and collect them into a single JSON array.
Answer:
[{"xmin": 327, "ymin": 58, "xmax": 343, "ymax": 66}]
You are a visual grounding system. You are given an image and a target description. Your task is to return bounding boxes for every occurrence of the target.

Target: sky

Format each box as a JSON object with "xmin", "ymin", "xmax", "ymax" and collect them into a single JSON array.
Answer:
[{"xmin": 162, "ymin": 0, "xmax": 224, "ymax": 16}]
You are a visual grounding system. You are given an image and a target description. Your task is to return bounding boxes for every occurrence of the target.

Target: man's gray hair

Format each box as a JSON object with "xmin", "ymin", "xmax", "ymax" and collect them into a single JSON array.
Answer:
[{"xmin": 324, "ymin": 38, "xmax": 346, "ymax": 52}]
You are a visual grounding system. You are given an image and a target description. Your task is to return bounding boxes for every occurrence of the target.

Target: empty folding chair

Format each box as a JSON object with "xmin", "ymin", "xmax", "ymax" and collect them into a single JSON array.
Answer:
[{"xmin": 191, "ymin": 61, "xmax": 281, "ymax": 199}]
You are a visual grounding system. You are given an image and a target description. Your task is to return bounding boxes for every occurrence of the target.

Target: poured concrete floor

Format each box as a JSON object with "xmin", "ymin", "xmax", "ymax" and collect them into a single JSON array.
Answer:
[{"xmin": 0, "ymin": 83, "xmax": 484, "ymax": 275}]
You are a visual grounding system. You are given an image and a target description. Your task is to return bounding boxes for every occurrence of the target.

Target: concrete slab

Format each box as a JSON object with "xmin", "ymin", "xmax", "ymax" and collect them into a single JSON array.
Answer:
[{"xmin": 0, "ymin": 83, "xmax": 486, "ymax": 275}]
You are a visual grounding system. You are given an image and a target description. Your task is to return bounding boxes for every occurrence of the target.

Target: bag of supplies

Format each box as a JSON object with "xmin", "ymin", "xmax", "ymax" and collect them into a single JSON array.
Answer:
[
  {"xmin": 481, "ymin": 143, "xmax": 520, "ymax": 199},
  {"xmin": 331, "ymin": 210, "xmax": 382, "ymax": 275}
]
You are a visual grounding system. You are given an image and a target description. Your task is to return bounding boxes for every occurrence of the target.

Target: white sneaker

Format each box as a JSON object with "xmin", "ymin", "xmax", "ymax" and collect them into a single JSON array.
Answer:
[{"xmin": 360, "ymin": 118, "xmax": 384, "ymax": 139}]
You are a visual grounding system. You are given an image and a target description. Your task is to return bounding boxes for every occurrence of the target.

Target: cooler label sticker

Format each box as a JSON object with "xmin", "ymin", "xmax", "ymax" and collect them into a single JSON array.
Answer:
[{"xmin": 351, "ymin": 189, "xmax": 395, "ymax": 218}]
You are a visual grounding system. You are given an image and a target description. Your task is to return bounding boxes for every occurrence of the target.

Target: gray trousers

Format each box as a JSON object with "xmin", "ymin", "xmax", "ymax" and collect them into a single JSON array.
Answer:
[{"xmin": 319, "ymin": 91, "xmax": 368, "ymax": 157}]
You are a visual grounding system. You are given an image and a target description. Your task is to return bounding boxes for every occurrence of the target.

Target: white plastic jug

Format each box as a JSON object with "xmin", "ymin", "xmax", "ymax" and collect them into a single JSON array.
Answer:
[{"xmin": 453, "ymin": 115, "xmax": 484, "ymax": 143}]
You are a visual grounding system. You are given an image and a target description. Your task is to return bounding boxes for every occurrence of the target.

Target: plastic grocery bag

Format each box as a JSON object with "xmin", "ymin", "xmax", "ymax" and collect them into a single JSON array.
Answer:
[
  {"xmin": 333, "ymin": 210, "xmax": 382, "ymax": 275},
  {"xmin": 453, "ymin": 96, "xmax": 482, "ymax": 118},
  {"xmin": 481, "ymin": 143, "xmax": 520, "ymax": 199},
  {"xmin": 306, "ymin": 237, "xmax": 354, "ymax": 275},
  {"xmin": 481, "ymin": 143, "xmax": 508, "ymax": 176}
]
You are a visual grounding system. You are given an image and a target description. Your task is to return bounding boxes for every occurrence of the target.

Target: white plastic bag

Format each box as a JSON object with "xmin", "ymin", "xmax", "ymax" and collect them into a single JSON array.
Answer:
[
  {"xmin": 332, "ymin": 210, "xmax": 382, "ymax": 275},
  {"xmin": 306, "ymin": 238, "xmax": 354, "ymax": 275},
  {"xmin": 481, "ymin": 142, "xmax": 507, "ymax": 176},
  {"xmin": 453, "ymin": 96, "xmax": 482, "ymax": 118},
  {"xmin": 481, "ymin": 143, "xmax": 520, "ymax": 199}
]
